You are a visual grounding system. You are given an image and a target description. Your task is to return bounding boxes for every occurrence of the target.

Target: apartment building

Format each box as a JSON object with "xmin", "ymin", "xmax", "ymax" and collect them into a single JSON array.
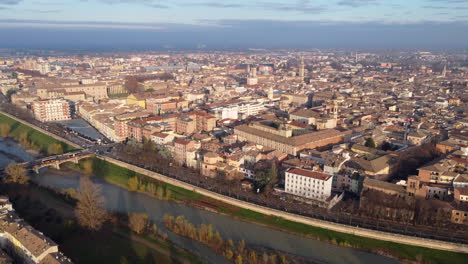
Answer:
[
  {"xmin": 32, "ymin": 99, "xmax": 71, "ymax": 122},
  {"xmin": 173, "ymin": 138, "xmax": 195, "ymax": 166},
  {"xmin": 285, "ymin": 168, "xmax": 333, "ymax": 201},
  {"xmin": 208, "ymin": 101, "xmax": 266, "ymax": 120}
]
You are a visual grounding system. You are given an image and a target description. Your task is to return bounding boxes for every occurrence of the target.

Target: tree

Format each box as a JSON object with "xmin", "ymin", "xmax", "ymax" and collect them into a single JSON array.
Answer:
[
  {"xmin": 237, "ymin": 240, "xmax": 246, "ymax": 256},
  {"xmin": 165, "ymin": 188, "xmax": 172, "ymax": 200},
  {"xmin": 75, "ymin": 177, "xmax": 107, "ymax": 231},
  {"xmin": 119, "ymin": 257, "xmax": 129, "ymax": 264},
  {"xmin": 381, "ymin": 141, "xmax": 392, "ymax": 151},
  {"xmin": 156, "ymin": 185, "xmax": 164, "ymax": 199},
  {"xmin": 235, "ymin": 255, "xmax": 243, "ymax": 264},
  {"xmin": 128, "ymin": 212, "xmax": 149, "ymax": 234},
  {"xmin": 4, "ymin": 163, "xmax": 29, "ymax": 184},
  {"xmin": 18, "ymin": 131, "xmax": 29, "ymax": 147},
  {"xmin": 47, "ymin": 143, "xmax": 63, "ymax": 155},
  {"xmin": 279, "ymin": 255, "xmax": 289, "ymax": 264},
  {"xmin": 224, "ymin": 249, "xmax": 234, "ymax": 260},
  {"xmin": 81, "ymin": 159, "xmax": 94, "ymax": 175},
  {"xmin": 151, "ymin": 223, "xmax": 158, "ymax": 234},
  {"xmin": 248, "ymin": 251, "xmax": 258, "ymax": 264},
  {"xmin": 267, "ymin": 162, "xmax": 278, "ymax": 186},
  {"xmin": 128, "ymin": 177, "xmax": 139, "ymax": 191},
  {"xmin": 364, "ymin": 137, "xmax": 376, "ymax": 148},
  {"xmin": 0, "ymin": 123, "xmax": 10, "ymax": 137},
  {"xmin": 125, "ymin": 76, "xmax": 140, "ymax": 93}
]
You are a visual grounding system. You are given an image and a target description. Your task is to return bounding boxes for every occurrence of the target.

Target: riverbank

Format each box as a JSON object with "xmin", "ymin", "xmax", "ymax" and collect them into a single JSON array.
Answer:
[
  {"xmin": 0, "ymin": 181, "xmax": 206, "ymax": 264},
  {"xmin": 67, "ymin": 156, "xmax": 468, "ymax": 264},
  {"xmin": 0, "ymin": 113, "xmax": 78, "ymax": 154}
]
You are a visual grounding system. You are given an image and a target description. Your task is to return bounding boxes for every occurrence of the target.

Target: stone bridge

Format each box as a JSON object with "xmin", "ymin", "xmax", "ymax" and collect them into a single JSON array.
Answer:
[{"xmin": 24, "ymin": 151, "xmax": 94, "ymax": 174}]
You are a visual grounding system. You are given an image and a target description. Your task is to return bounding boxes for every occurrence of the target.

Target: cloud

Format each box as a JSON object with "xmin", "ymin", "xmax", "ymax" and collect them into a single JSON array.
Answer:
[
  {"xmin": 24, "ymin": 9, "xmax": 61, "ymax": 13},
  {"xmin": 185, "ymin": 1, "xmax": 325, "ymax": 14},
  {"xmin": 428, "ymin": 0, "xmax": 468, "ymax": 3},
  {"xmin": 422, "ymin": 5, "xmax": 468, "ymax": 10},
  {"xmin": 337, "ymin": 0, "xmax": 379, "ymax": 7},
  {"xmin": 0, "ymin": 0, "xmax": 22, "ymax": 5},
  {"xmin": 186, "ymin": 2, "xmax": 244, "ymax": 8},
  {"xmin": 92, "ymin": 0, "xmax": 169, "ymax": 8}
]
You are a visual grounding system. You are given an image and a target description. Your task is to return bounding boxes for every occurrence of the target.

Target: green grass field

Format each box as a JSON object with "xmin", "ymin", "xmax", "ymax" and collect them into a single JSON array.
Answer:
[
  {"xmin": 88, "ymin": 157, "xmax": 202, "ymax": 201},
  {"xmin": 73, "ymin": 157, "xmax": 468, "ymax": 264},
  {"xmin": 0, "ymin": 113, "xmax": 78, "ymax": 154}
]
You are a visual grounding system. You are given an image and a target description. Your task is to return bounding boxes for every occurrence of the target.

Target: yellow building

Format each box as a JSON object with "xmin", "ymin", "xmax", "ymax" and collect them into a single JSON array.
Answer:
[{"xmin": 126, "ymin": 93, "xmax": 147, "ymax": 108}]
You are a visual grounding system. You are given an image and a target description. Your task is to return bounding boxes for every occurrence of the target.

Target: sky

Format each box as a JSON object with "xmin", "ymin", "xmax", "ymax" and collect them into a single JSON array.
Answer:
[{"xmin": 0, "ymin": 0, "xmax": 467, "ymax": 50}]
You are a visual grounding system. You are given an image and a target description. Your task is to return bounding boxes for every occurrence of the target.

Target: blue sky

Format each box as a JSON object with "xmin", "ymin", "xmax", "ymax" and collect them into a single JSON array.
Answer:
[{"xmin": 0, "ymin": 0, "xmax": 467, "ymax": 49}]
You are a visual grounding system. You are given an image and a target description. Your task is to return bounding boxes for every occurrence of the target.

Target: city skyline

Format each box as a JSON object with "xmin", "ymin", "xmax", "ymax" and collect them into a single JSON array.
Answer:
[{"xmin": 0, "ymin": 0, "xmax": 468, "ymax": 49}]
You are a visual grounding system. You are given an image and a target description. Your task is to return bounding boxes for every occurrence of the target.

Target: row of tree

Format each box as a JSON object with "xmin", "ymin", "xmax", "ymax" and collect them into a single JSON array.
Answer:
[
  {"xmin": 127, "ymin": 176, "xmax": 172, "ymax": 200},
  {"xmin": 163, "ymin": 214, "xmax": 289, "ymax": 264}
]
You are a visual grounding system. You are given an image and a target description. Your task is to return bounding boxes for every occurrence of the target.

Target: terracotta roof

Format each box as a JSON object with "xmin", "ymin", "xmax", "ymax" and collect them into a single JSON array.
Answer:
[
  {"xmin": 174, "ymin": 138, "xmax": 191, "ymax": 145},
  {"xmin": 235, "ymin": 124, "xmax": 346, "ymax": 147}
]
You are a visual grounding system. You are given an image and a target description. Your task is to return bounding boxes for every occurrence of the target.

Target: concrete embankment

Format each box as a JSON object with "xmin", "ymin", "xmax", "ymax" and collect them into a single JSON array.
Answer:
[
  {"xmin": 0, "ymin": 111, "xmax": 81, "ymax": 149},
  {"xmin": 97, "ymin": 155, "xmax": 468, "ymax": 254}
]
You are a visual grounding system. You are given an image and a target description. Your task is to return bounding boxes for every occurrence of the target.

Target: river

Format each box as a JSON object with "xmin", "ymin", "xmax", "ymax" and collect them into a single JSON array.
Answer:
[{"xmin": 0, "ymin": 136, "xmax": 401, "ymax": 264}]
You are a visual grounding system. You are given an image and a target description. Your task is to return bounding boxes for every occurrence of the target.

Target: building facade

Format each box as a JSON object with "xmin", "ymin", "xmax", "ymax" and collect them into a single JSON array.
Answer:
[
  {"xmin": 285, "ymin": 168, "xmax": 333, "ymax": 201},
  {"xmin": 32, "ymin": 99, "xmax": 71, "ymax": 122}
]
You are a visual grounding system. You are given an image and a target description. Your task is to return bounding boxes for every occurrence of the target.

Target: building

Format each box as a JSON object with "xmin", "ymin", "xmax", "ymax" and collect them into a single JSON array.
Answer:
[
  {"xmin": 32, "ymin": 99, "xmax": 71, "ymax": 122},
  {"xmin": 36, "ymin": 81, "xmax": 108, "ymax": 100},
  {"xmin": 173, "ymin": 138, "xmax": 195, "ymax": 166},
  {"xmin": 234, "ymin": 121, "xmax": 347, "ymax": 155},
  {"xmin": 285, "ymin": 168, "xmax": 333, "ymax": 201},
  {"xmin": 208, "ymin": 101, "xmax": 266, "ymax": 120},
  {"xmin": 0, "ymin": 196, "xmax": 73, "ymax": 264},
  {"xmin": 176, "ymin": 117, "xmax": 196, "ymax": 135},
  {"xmin": 298, "ymin": 56, "xmax": 305, "ymax": 79},
  {"xmin": 362, "ymin": 178, "xmax": 406, "ymax": 197},
  {"xmin": 407, "ymin": 131, "xmax": 429, "ymax": 145},
  {"xmin": 150, "ymin": 132, "xmax": 174, "ymax": 145},
  {"xmin": 201, "ymin": 152, "xmax": 221, "ymax": 178}
]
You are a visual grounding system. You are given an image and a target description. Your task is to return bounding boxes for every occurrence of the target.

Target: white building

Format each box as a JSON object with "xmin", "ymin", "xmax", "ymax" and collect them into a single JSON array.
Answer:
[
  {"xmin": 150, "ymin": 132, "xmax": 174, "ymax": 145},
  {"xmin": 32, "ymin": 99, "xmax": 71, "ymax": 122},
  {"xmin": 285, "ymin": 168, "xmax": 333, "ymax": 201},
  {"xmin": 209, "ymin": 101, "xmax": 266, "ymax": 120}
]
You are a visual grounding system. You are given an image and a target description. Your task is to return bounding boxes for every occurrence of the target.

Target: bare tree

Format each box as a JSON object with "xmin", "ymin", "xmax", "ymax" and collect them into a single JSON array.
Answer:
[
  {"xmin": 128, "ymin": 212, "xmax": 149, "ymax": 234},
  {"xmin": 0, "ymin": 123, "xmax": 10, "ymax": 137},
  {"xmin": 75, "ymin": 177, "xmax": 108, "ymax": 231},
  {"xmin": 4, "ymin": 163, "xmax": 29, "ymax": 184}
]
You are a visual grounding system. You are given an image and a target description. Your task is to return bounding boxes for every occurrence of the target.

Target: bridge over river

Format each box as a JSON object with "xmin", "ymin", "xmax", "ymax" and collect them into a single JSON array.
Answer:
[{"xmin": 22, "ymin": 151, "xmax": 94, "ymax": 174}]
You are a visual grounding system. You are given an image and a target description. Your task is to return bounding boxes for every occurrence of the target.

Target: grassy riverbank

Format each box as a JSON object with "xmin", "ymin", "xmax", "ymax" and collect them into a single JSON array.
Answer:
[
  {"xmin": 69, "ymin": 157, "xmax": 468, "ymax": 264},
  {"xmin": 0, "ymin": 181, "xmax": 205, "ymax": 264},
  {"xmin": 0, "ymin": 113, "xmax": 78, "ymax": 154}
]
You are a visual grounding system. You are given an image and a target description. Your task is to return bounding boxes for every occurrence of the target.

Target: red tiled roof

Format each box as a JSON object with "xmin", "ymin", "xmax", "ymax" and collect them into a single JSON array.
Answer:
[
  {"xmin": 174, "ymin": 138, "xmax": 191, "ymax": 145},
  {"xmin": 287, "ymin": 168, "xmax": 332, "ymax": 181}
]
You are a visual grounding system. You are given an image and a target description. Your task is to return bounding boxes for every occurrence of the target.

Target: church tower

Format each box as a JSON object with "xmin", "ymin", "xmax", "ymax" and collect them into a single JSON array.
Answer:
[
  {"xmin": 299, "ymin": 56, "xmax": 305, "ymax": 79},
  {"xmin": 330, "ymin": 92, "xmax": 339, "ymax": 120},
  {"xmin": 268, "ymin": 86, "xmax": 274, "ymax": 100}
]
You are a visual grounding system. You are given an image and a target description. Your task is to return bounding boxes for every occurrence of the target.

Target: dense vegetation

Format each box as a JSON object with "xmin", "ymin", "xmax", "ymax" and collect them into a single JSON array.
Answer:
[{"xmin": 164, "ymin": 214, "xmax": 290, "ymax": 264}]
